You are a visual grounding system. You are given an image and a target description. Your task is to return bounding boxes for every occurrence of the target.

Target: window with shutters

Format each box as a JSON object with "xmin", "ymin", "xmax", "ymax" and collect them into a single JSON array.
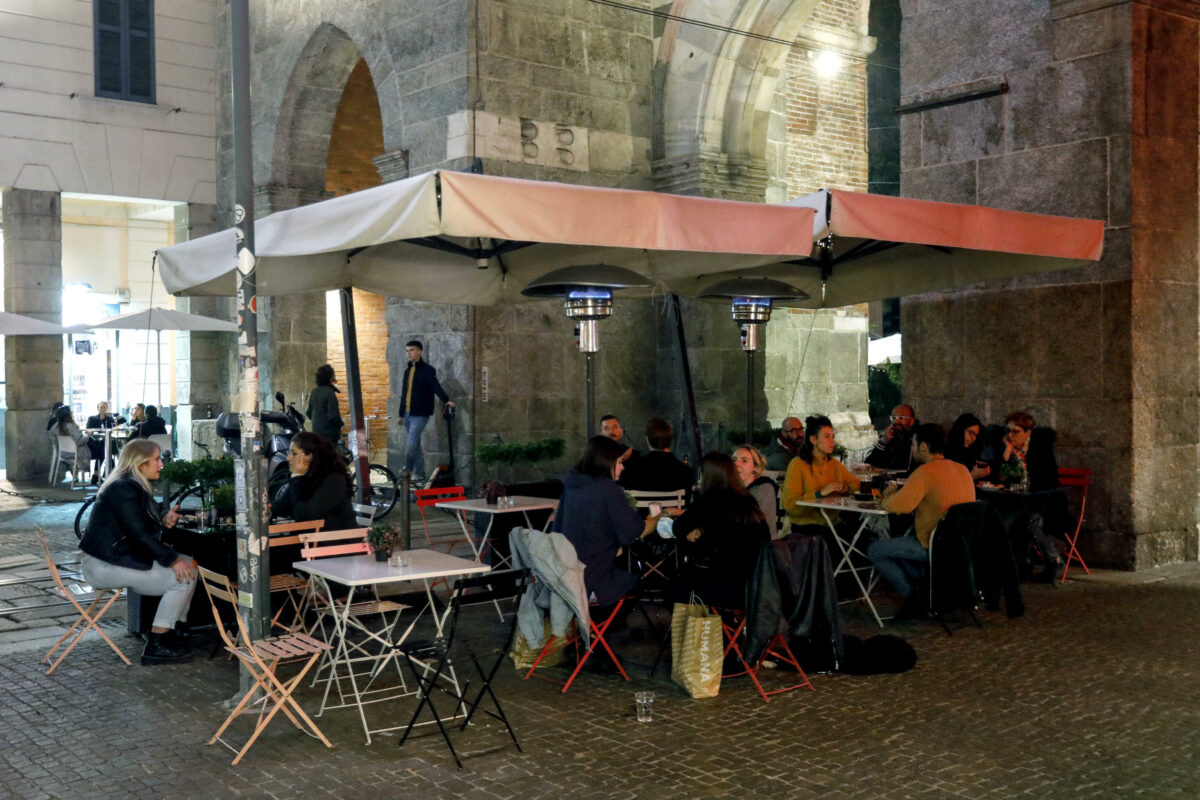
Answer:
[{"xmin": 94, "ymin": 0, "xmax": 156, "ymax": 104}]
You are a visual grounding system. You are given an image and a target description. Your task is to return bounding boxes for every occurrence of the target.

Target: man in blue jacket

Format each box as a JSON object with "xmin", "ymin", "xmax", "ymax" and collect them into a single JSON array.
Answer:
[{"xmin": 398, "ymin": 340, "xmax": 454, "ymax": 485}]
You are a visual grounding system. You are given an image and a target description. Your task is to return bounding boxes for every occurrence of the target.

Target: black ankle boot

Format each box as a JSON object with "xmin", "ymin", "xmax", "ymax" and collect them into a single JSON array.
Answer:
[{"xmin": 141, "ymin": 632, "xmax": 194, "ymax": 665}]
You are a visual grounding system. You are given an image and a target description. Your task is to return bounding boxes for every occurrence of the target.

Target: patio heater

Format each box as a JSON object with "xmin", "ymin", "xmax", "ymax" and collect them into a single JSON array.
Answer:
[
  {"xmin": 522, "ymin": 264, "xmax": 652, "ymax": 436},
  {"xmin": 700, "ymin": 277, "xmax": 810, "ymax": 443}
]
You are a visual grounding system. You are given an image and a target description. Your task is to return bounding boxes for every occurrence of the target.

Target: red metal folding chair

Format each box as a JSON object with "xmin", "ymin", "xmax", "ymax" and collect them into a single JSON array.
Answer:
[
  {"xmin": 1057, "ymin": 467, "xmax": 1092, "ymax": 582},
  {"xmin": 523, "ymin": 596, "xmax": 630, "ymax": 693},
  {"xmin": 714, "ymin": 608, "xmax": 813, "ymax": 703},
  {"xmin": 414, "ymin": 485, "xmax": 471, "ymax": 554}
]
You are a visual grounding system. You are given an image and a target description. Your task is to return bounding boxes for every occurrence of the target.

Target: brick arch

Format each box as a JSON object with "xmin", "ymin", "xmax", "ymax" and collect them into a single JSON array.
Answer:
[{"xmin": 655, "ymin": 0, "xmax": 823, "ymax": 198}]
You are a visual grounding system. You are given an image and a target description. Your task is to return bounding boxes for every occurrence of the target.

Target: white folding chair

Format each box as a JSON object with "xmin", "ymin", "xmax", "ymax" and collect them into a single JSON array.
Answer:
[
  {"xmin": 626, "ymin": 488, "xmax": 687, "ymax": 512},
  {"xmin": 352, "ymin": 502, "xmax": 377, "ymax": 527},
  {"xmin": 49, "ymin": 435, "xmax": 82, "ymax": 488}
]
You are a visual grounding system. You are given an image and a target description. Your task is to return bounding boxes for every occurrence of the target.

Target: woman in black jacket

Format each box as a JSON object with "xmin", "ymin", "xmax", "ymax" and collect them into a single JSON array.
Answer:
[
  {"xmin": 669, "ymin": 452, "xmax": 770, "ymax": 609},
  {"xmin": 272, "ymin": 431, "xmax": 357, "ymax": 531},
  {"xmin": 79, "ymin": 439, "xmax": 196, "ymax": 665},
  {"xmin": 945, "ymin": 413, "xmax": 990, "ymax": 480}
]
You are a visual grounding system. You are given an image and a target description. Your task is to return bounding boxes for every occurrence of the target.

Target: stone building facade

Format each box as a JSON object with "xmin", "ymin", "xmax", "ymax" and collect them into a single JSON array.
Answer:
[{"xmin": 899, "ymin": 0, "xmax": 1200, "ymax": 568}]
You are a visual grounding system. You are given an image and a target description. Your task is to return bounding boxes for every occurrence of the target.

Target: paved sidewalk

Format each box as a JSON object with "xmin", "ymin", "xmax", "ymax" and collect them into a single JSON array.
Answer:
[{"xmin": 1, "ymin": 477, "xmax": 1198, "ymax": 799}]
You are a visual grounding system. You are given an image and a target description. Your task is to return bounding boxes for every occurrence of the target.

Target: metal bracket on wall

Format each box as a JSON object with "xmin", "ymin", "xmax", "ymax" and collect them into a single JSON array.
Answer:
[{"xmin": 892, "ymin": 80, "xmax": 1008, "ymax": 116}]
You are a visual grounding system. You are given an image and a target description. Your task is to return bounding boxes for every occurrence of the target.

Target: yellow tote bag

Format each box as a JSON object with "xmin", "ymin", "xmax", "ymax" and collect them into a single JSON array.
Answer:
[{"xmin": 670, "ymin": 601, "xmax": 723, "ymax": 698}]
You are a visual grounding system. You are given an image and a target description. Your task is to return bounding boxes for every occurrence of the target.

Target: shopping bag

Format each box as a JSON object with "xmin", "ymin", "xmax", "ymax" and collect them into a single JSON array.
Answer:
[
  {"xmin": 670, "ymin": 601, "xmax": 723, "ymax": 698},
  {"xmin": 509, "ymin": 617, "xmax": 575, "ymax": 670}
]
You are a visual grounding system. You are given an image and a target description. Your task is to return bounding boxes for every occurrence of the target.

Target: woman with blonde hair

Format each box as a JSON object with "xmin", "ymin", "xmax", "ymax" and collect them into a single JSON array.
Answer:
[
  {"xmin": 733, "ymin": 444, "xmax": 779, "ymax": 539},
  {"xmin": 79, "ymin": 439, "xmax": 196, "ymax": 665}
]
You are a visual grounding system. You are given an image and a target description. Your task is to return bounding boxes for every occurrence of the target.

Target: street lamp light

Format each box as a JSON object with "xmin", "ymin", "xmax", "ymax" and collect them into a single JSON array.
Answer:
[
  {"xmin": 522, "ymin": 264, "xmax": 652, "ymax": 436},
  {"xmin": 700, "ymin": 277, "xmax": 809, "ymax": 444}
]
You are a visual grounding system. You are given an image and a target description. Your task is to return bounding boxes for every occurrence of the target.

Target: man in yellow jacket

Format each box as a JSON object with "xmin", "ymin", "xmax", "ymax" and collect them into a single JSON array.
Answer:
[{"xmin": 867, "ymin": 422, "xmax": 975, "ymax": 612}]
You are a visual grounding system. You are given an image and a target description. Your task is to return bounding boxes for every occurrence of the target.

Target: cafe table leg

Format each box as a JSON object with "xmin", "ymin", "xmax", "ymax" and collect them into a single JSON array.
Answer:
[
  {"xmin": 822, "ymin": 509, "xmax": 886, "ymax": 628},
  {"xmin": 451, "ymin": 512, "xmax": 482, "ymax": 561}
]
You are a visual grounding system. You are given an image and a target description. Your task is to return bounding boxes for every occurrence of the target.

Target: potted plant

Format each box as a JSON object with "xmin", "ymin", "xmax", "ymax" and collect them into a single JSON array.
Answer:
[
  {"xmin": 475, "ymin": 436, "xmax": 566, "ymax": 496},
  {"xmin": 1000, "ymin": 458, "xmax": 1027, "ymax": 491},
  {"xmin": 367, "ymin": 523, "xmax": 399, "ymax": 562}
]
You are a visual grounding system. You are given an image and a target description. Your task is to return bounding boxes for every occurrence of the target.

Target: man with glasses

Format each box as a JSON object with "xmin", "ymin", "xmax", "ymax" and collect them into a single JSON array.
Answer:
[
  {"xmin": 763, "ymin": 416, "xmax": 805, "ymax": 471},
  {"xmin": 866, "ymin": 404, "xmax": 918, "ymax": 470}
]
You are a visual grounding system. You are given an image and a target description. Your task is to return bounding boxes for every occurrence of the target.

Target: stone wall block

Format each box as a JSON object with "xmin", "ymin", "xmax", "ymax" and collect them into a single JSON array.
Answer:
[
  {"xmin": 900, "ymin": 161, "xmax": 977, "ymax": 204},
  {"xmin": 1107, "ymin": 134, "xmax": 1131, "ymax": 227},
  {"xmin": 1034, "ymin": 283, "xmax": 1103, "ymax": 397},
  {"xmin": 899, "ymin": 114, "xmax": 922, "ymax": 170},
  {"xmin": 960, "ymin": 290, "xmax": 1035, "ymax": 398},
  {"xmin": 1008, "ymin": 54, "xmax": 1130, "ymax": 152},
  {"xmin": 1054, "ymin": 399, "xmax": 1130, "ymax": 450},
  {"xmin": 5, "ymin": 189, "xmax": 61, "ymax": 217},
  {"xmin": 919, "ymin": 95, "xmax": 1004, "ymax": 165},
  {"xmin": 1130, "ymin": 444, "xmax": 1196, "ymax": 531},
  {"xmin": 1129, "ymin": 281, "xmax": 1197, "ymax": 399},
  {"xmin": 1131, "ymin": 396, "xmax": 1198, "ymax": 448},
  {"xmin": 977, "ymin": 138, "xmax": 1108, "ymax": 219},
  {"xmin": 1100, "ymin": 280, "xmax": 1132, "ymax": 400},
  {"xmin": 404, "ymin": 117, "xmax": 450, "ymax": 173},
  {"xmin": 1135, "ymin": 528, "xmax": 1200, "ymax": 569},
  {"xmin": 1052, "ymin": 2, "xmax": 1131, "ymax": 61}
]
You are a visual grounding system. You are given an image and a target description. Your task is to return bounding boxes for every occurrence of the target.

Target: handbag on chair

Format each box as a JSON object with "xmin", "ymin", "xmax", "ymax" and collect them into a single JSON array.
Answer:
[{"xmin": 670, "ymin": 600, "xmax": 722, "ymax": 699}]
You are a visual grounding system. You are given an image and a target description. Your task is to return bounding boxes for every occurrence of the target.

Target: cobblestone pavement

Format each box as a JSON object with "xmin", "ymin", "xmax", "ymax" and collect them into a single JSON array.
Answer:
[{"xmin": 1, "ymin": 478, "xmax": 1198, "ymax": 799}]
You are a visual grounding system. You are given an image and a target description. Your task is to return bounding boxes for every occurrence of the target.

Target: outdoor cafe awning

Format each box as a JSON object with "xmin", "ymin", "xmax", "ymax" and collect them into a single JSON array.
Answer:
[
  {"xmin": 158, "ymin": 170, "xmax": 817, "ymax": 303},
  {"xmin": 159, "ymin": 170, "xmax": 1105, "ymax": 307}
]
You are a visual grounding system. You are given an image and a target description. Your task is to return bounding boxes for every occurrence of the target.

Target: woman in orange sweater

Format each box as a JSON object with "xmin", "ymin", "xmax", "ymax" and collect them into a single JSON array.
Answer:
[{"xmin": 781, "ymin": 415, "xmax": 861, "ymax": 536}]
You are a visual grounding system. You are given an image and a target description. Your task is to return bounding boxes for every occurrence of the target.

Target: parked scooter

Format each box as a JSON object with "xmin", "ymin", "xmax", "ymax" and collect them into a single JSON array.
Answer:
[{"xmin": 214, "ymin": 391, "xmax": 305, "ymax": 491}]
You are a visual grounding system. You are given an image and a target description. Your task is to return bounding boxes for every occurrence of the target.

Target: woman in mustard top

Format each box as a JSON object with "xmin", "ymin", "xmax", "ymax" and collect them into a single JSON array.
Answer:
[{"xmin": 781, "ymin": 415, "xmax": 861, "ymax": 535}]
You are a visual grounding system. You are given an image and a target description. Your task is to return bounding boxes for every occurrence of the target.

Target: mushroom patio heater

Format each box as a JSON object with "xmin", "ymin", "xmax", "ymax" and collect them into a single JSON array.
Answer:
[
  {"xmin": 522, "ymin": 264, "xmax": 652, "ymax": 436},
  {"xmin": 700, "ymin": 277, "xmax": 810, "ymax": 443}
]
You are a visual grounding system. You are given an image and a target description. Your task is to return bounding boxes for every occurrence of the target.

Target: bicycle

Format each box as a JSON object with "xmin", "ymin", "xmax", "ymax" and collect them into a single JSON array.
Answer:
[{"xmin": 345, "ymin": 414, "xmax": 399, "ymax": 519}]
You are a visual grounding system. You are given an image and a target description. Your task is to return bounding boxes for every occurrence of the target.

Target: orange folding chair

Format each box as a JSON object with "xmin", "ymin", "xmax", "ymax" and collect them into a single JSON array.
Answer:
[
  {"xmin": 414, "ymin": 485, "xmax": 471, "ymax": 552},
  {"xmin": 1057, "ymin": 467, "xmax": 1093, "ymax": 582},
  {"xmin": 524, "ymin": 596, "xmax": 631, "ymax": 693},
  {"xmin": 197, "ymin": 566, "xmax": 332, "ymax": 765},
  {"xmin": 714, "ymin": 608, "xmax": 813, "ymax": 703},
  {"xmin": 35, "ymin": 527, "xmax": 131, "ymax": 675}
]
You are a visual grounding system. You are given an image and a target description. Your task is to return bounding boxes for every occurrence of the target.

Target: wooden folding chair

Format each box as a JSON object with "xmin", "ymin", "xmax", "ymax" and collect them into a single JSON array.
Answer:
[
  {"xmin": 266, "ymin": 520, "xmax": 325, "ymax": 632},
  {"xmin": 714, "ymin": 607, "xmax": 813, "ymax": 703},
  {"xmin": 197, "ymin": 566, "xmax": 332, "ymax": 765},
  {"xmin": 35, "ymin": 527, "xmax": 131, "ymax": 675},
  {"xmin": 1057, "ymin": 467, "xmax": 1093, "ymax": 582}
]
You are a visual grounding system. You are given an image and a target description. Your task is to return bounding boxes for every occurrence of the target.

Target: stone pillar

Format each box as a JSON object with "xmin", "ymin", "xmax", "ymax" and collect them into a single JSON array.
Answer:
[
  {"xmin": 3, "ymin": 189, "xmax": 62, "ymax": 481},
  {"xmin": 173, "ymin": 202, "xmax": 233, "ymax": 460}
]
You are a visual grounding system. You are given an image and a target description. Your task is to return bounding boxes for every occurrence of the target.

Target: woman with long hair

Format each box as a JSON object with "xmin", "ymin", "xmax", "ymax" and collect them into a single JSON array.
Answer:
[
  {"xmin": 554, "ymin": 435, "xmax": 658, "ymax": 608},
  {"xmin": 56, "ymin": 405, "xmax": 103, "ymax": 484},
  {"xmin": 945, "ymin": 413, "xmax": 990, "ymax": 480},
  {"xmin": 272, "ymin": 431, "xmax": 357, "ymax": 531},
  {"xmin": 668, "ymin": 452, "xmax": 770, "ymax": 608},
  {"xmin": 781, "ymin": 415, "xmax": 861, "ymax": 535},
  {"xmin": 733, "ymin": 444, "xmax": 779, "ymax": 539},
  {"xmin": 79, "ymin": 439, "xmax": 196, "ymax": 665}
]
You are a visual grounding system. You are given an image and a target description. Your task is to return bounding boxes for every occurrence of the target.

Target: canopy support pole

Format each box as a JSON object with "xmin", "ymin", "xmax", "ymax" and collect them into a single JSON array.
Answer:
[
  {"xmin": 671, "ymin": 295, "xmax": 703, "ymax": 464},
  {"xmin": 230, "ymin": 0, "xmax": 269, "ymax": 652},
  {"xmin": 340, "ymin": 288, "xmax": 370, "ymax": 504}
]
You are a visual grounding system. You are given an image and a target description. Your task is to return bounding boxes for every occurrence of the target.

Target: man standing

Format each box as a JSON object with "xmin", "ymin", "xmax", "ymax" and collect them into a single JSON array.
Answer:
[
  {"xmin": 867, "ymin": 423, "xmax": 975, "ymax": 615},
  {"xmin": 619, "ymin": 417, "xmax": 693, "ymax": 499},
  {"xmin": 761, "ymin": 416, "xmax": 804, "ymax": 471},
  {"xmin": 866, "ymin": 404, "xmax": 918, "ymax": 470},
  {"xmin": 398, "ymin": 340, "xmax": 454, "ymax": 486}
]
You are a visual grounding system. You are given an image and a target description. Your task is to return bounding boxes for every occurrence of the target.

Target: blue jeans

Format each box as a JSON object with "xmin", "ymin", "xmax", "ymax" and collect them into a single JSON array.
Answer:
[
  {"xmin": 403, "ymin": 414, "xmax": 431, "ymax": 479},
  {"xmin": 867, "ymin": 532, "xmax": 928, "ymax": 599}
]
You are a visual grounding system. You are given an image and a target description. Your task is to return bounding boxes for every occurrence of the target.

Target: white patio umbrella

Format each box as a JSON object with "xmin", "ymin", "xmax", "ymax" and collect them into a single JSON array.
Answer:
[
  {"xmin": 0, "ymin": 312, "xmax": 69, "ymax": 335},
  {"xmin": 79, "ymin": 307, "xmax": 237, "ymax": 407}
]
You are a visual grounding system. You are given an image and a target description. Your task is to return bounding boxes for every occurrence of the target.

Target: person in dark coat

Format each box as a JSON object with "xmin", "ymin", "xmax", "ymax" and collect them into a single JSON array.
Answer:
[
  {"xmin": 85, "ymin": 400, "xmax": 125, "ymax": 430},
  {"xmin": 133, "ymin": 405, "xmax": 168, "ymax": 439},
  {"xmin": 554, "ymin": 436, "xmax": 658, "ymax": 608},
  {"xmin": 272, "ymin": 431, "xmax": 358, "ymax": 531},
  {"xmin": 79, "ymin": 439, "xmax": 196, "ymax": 665},
  {"xmin": 865, "ymin": 404, "xmax": 917, "ymax": 471},
  {"xmin": 990, "ymin": 411, "xmax": 1064, "ymax": 580},
  {"xmin": 306, "ymin": 363, "xmax": 344, "ymax": 444},
  {"xmin": 668, "ymin": 452, "xmax": 770, "ymax": 609},
  {"xmin": 619, "ymin": 417, "xmax": 693, "ymax": 501},
  {"xmin": 397, "ymin": 340, "xmax": 454, "ymax": 485}
]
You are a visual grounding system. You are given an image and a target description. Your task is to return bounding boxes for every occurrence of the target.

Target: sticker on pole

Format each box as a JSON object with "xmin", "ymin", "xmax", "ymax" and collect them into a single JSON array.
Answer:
[{"xmin": 238, "ymin": 591, "xmax": 254, "ymax": 608}]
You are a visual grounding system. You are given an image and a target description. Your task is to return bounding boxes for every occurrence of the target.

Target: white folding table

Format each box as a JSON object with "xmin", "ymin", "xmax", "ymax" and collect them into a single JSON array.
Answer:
[
  {"xmin": 791, "ymin": 497, "xmax": 891, "ymax": 627},
  {"xmin": 293, "ymin": 549, "xmax": 489, "ymax": 744},
  {"xmin": 434, "ymin": 496, "xmax": 559, "ymax": 567}
]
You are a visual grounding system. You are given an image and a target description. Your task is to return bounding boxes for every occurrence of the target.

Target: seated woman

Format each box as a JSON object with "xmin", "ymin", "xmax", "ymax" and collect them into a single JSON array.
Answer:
[
  {"xmin": 272, "ymin": 431, "xmax": 357, "ymax": 531},
  {"xmin": 132, "ymin": 404, "xmax": 168, "ymax": 439},
  {"xmin": 554, "ymin": 436, "xmax": 657, "ymax": 609},
  {"xmin": 991, "ymin": 411, "xmax": 1064, "ymax": 580},
  {"xmin": 79, "ymin": 439, "xmax": 196, "ymax": 665},
  {"xmin": 945, "ymin": 413, "xmax": 991, "ymax": 481},
  {"xmin": 669, "ymin": 452, "xmax": 770, "ymax": 609},
  {"xmin": 55, "ymin": 406, "xmax": 104, "ymax": 485},
  {"xmin": 733, "ymin": 444, "xmax": 779, "ymax": 539},
  {"xmin": 781, "ymin": 415, "xmax": 862, "ymax": 540}
]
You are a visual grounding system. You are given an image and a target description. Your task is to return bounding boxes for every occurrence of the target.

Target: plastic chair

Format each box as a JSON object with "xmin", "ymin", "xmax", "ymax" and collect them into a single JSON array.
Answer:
[
  {"xmin": 713, "ymin": 607, "xmax": 813, "ymax": 703},
  {"xmin": 352, "ymin": 502, "xmax": 377, "ymax": 528},
  {"xmin": 396, "ymin": 568, "xmax": 532, "ymax": 768},
  {"xmin": 35, "ymin": 527, "xmax": 131, "ymax": 674},
  {"xmin": 197, "ymin": 565, "xmax": 332, "ymax": 765},
  {"xmin": 1057, "ymin": 467, "xmax": 1092, "ymax": 582},
  {"xmin": 49, "ymin": 435, "xmax": 82, "ymax": 487}
]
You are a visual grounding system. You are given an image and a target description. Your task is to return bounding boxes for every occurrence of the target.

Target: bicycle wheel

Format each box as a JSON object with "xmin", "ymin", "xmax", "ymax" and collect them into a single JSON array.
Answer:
[
  {"xmin": 355, "ymin": 463, "xmax": 398, "ymax": 518},
  {"xmin": 73, "ymin": 497, "xmax": 96, "ymax": 540},
  {"xmin": 167, "ymin": 484, "xmax": 206, "ymax": 521}
]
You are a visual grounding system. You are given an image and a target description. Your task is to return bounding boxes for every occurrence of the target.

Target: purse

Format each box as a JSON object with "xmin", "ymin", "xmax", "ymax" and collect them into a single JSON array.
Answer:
[{"xmin": 670, "ymin": 599, "xmax": 723, "ymax": 698}]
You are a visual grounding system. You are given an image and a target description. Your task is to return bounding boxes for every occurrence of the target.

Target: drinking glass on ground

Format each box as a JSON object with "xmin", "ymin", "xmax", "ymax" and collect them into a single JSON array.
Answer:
[{"xmin": 634, "ymin": 691, "xmax": 654, "ymax": 722}]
